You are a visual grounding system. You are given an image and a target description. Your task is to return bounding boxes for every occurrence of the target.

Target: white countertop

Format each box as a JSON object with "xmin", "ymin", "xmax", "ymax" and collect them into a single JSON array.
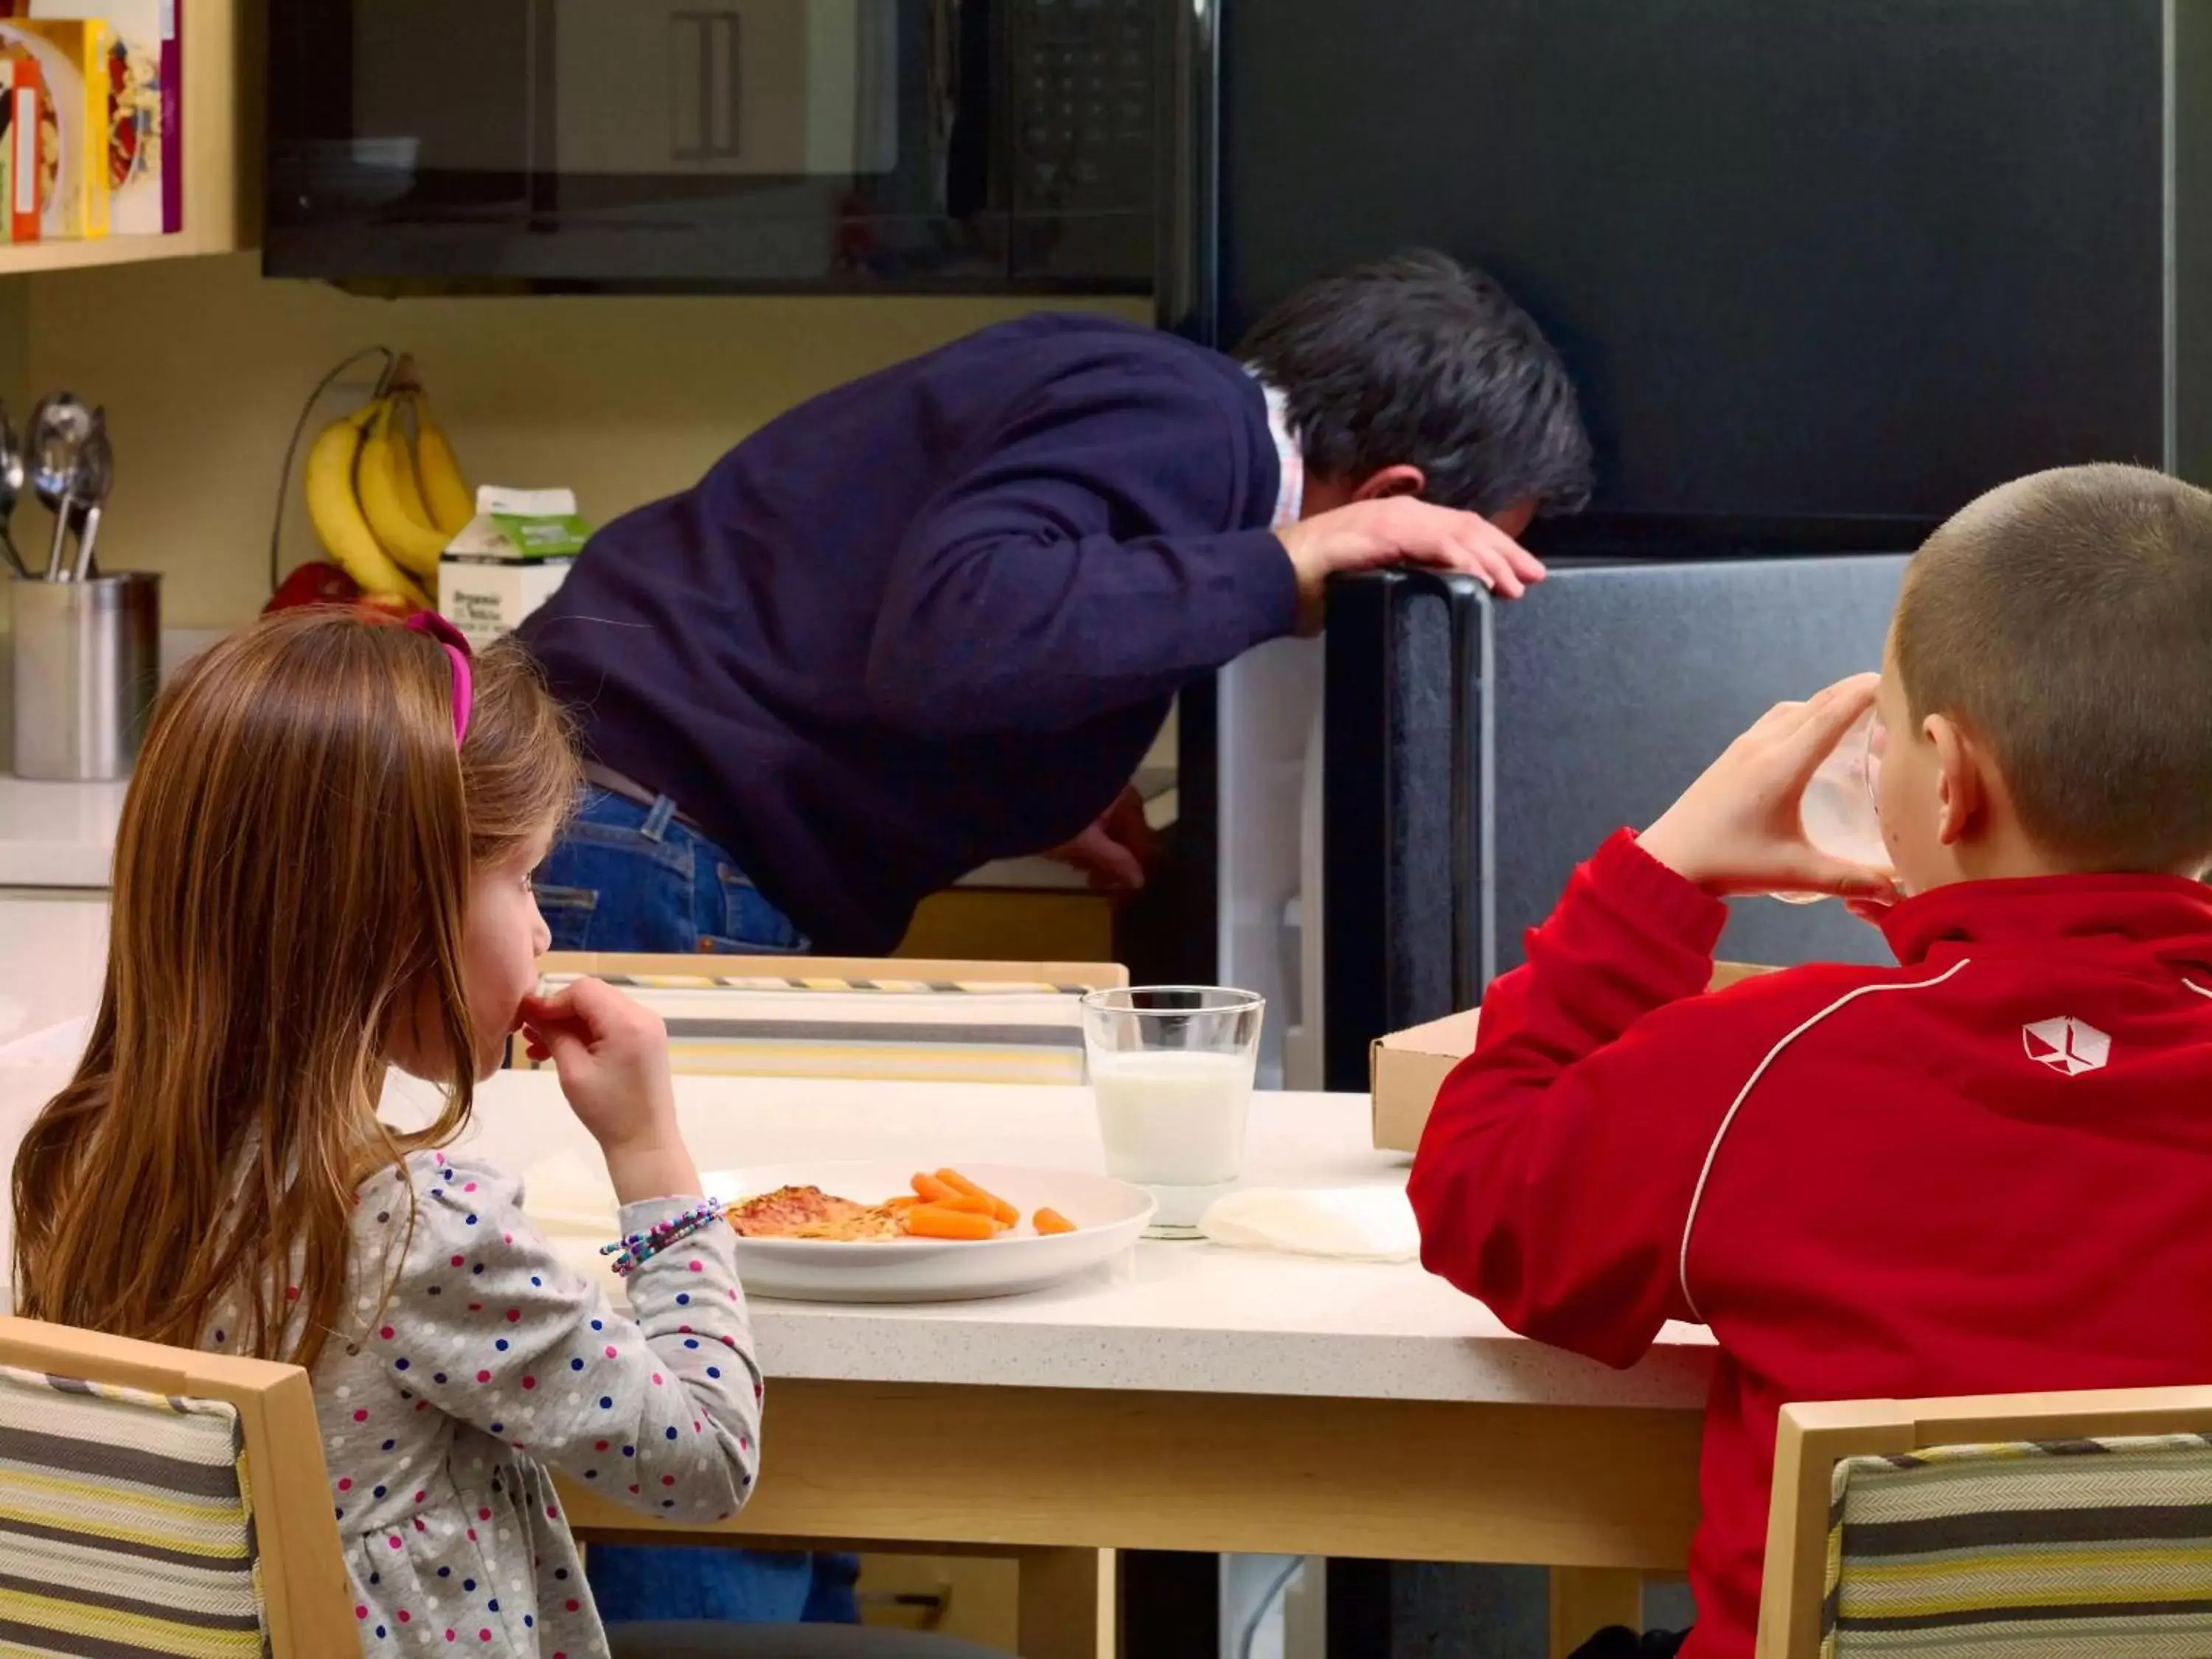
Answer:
[
  {"xmin": 0, "ymin": 890, "xmax": 108, "ymax": 1044},
  {"xmin": 0, "ymin": 776, "xmax": 127, "ymax": 887}
]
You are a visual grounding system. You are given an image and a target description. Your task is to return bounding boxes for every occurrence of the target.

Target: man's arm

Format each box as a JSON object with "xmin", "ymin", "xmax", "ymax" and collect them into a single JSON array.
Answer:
[
  {"xmin": 865, "ymin": 365, "xmax": 1546, "ymax": 739},
  {"xmin": 864, "ymin": 366, "xmax": 1295, "ymax": 738}
]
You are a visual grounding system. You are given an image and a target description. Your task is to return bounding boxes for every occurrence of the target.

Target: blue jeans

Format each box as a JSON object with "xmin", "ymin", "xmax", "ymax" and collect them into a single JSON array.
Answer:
[
  {"xmin": 535, "ymin": 790, "xmax": 854, "ymax": 1625},
  {"xmin": 585, "ymin": 1548, "xmax": 861, "ymax": 1627},
  {"xmin": 536, "ymin": 790, "xmax": 809, "ymax": 956}
]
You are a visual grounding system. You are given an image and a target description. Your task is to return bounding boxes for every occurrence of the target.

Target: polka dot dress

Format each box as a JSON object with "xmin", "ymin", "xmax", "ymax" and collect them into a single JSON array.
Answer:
[{"xmin": 217, "ymin": 1151, "xmax": 764, "ymax": 1658}]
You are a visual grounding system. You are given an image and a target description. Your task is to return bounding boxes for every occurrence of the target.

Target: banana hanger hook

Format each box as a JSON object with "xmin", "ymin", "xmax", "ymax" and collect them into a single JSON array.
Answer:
[{"xmin": 268, "ymin": 345, "xmax": 398, "ymax": 597}]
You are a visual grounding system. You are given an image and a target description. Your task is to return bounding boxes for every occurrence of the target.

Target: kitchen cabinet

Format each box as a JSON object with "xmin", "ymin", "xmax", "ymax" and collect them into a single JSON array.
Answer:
[{"xmin": 0, "ymin": 0, "xmax": 248, "ymax": 276}]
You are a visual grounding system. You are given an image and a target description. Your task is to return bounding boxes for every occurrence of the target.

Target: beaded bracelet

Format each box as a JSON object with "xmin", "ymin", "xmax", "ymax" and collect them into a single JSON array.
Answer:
[{"xmin": 601, "ymin": 1198, "xmax": 728, "ymax": 1279}]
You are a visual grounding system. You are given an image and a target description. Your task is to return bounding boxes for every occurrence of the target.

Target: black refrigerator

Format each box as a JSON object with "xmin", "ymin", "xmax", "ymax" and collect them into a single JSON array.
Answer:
[{"xmin": 1155, "ymin": 0, "xmax": 2212, "ymax": 1091}]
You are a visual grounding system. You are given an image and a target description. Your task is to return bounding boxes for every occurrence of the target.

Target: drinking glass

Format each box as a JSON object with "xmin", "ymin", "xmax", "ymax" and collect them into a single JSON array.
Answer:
[
  {"xmin": 1079, "ymin": 987, "xmax": 1265, "ymax": 1239},
  {"xmin": 1773, "ymin": 705, "xmax": 1891, "ymax": 903}
]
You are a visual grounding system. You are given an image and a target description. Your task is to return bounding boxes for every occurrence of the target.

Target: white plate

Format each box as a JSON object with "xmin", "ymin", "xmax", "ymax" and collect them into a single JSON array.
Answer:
[{"xmin": 698, "ymin": 1161, "xmax": 1155, "ymax": 1304}]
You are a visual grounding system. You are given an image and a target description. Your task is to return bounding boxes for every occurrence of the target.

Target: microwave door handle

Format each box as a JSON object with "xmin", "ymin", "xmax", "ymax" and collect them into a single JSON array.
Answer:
[
  {"xmin": 927, "ymin": 0, "xmax": 957, "ymax": 142},
  {"xmin": 944, "ymin": 0, "xmax": 994, "ymax": 221},
  {"xmin": 1158, "ymin": 0, "xmax": 1220, "ymax": 341}
]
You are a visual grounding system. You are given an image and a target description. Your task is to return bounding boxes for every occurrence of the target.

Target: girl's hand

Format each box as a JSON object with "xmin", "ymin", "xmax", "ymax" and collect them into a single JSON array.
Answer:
[
  {"xmin": 521, "ymin": 979, "xmax": 703, "ymax": 1205},
  {"xmin": 1638, "ymin": 675, "xmax": 1897, "ymax": 901}
]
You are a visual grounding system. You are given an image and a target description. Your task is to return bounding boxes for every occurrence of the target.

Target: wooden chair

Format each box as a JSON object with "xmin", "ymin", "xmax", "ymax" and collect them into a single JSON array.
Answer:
[
  {"xmin": 0, "ymin": 1314, "xmax": 355, "ymax": 1657},
  {"xmin": 521, "ymin": 953, "xmax": 1128, "ymax": 1086},
  {"xmin": 1759, "ymin": 1385, "xmax": 2212, "ymax": 1658}
]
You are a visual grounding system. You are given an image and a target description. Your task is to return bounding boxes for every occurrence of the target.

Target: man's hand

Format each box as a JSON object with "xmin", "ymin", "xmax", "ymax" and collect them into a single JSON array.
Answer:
[
  {"xmin": 1276, "ymin": 497, "xmax": 1547, "ymax": 633},
  {"xmin": 1638, "ymin": 674, "xmax": 1896, "ymax": 900},
  {"xmin": 1046, "ymin": 784, "xmax": 1163, "ymax": 894}
]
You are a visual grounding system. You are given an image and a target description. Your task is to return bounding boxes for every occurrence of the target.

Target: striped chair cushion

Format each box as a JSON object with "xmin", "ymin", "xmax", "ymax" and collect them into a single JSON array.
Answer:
[
  {"xmin": 529, "ymin": 973, "xmax": 1093, "ymax": 1085},
  {"xmin": 1825, "ymin": 1433, "xmax": 2212, "ymax": 1656},
  {"xmin": 0, "ymin": 1362, "xmax": 266, "ymax": 1658}
]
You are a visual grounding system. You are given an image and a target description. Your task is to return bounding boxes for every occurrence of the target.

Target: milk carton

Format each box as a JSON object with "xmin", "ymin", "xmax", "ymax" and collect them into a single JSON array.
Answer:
[{"xmin": 436, "ymin": 487, "xmax": 590, "ymax": 649}]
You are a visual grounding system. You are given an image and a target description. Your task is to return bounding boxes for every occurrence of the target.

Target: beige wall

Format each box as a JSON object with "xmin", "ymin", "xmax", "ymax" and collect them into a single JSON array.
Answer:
[
  {"xmin": 0, "ymin": 282, "xmax": 27, "ymax": 424},
  {"xmin": 13, "ymin": 251, "xmax": 1149, "ymax": 627}
]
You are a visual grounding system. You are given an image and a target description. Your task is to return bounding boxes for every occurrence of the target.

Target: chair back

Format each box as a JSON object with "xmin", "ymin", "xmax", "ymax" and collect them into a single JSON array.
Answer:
[
  {"xmin": 0, "ymin": 1315, "xmax": 355, "ymax": 1657},
  {"xmin": 1760, "ymin": 1385, "xmax": 2212, "ymax": 1658},
  {"xmin": 524, "ymin": 953, "xmax": 1129, "ymax": 1085}
]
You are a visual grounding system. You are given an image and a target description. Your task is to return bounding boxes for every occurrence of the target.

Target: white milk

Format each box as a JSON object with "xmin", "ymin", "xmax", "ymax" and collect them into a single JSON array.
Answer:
[
  {"xmin": 1775, "ymin": 706, "xmax": 1894, "ymax": 904},
  {"xmin": 1092, "ymin": 1050, "xmax": 1254, "ymax": 1186}
]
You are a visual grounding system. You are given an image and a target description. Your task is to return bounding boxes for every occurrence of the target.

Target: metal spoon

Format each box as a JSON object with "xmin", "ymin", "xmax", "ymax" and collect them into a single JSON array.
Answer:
[
  {"xmin": 0, "ymin": 402, "xmax": 27, "ymax": 580},
  {"xmin": 65, "ymin": 408, "xmax": 111, "ymax": 582},
  {"xmin": 28, "ymin": 393, "xmax": 93, "ymax": 580}
]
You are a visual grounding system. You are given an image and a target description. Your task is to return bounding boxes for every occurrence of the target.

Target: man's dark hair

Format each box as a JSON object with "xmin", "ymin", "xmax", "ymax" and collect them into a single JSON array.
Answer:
[
  {"xmin": 1237, "ymin": 249, "xmax": 1593, "ymax": 518},
  {"xmin": 1895, "ymin": 463, "xmax": 2212, "ymax": 874}
]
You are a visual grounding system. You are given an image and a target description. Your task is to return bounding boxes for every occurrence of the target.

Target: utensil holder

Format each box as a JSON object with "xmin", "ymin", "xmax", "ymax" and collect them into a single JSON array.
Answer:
[{"xmin": 10, "ymin": 571, "xmax": 160, "ymax": 780}]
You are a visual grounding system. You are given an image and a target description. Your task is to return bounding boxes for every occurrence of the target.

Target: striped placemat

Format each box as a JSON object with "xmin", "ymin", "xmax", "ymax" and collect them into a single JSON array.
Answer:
[{"xmin": 552, "ymin": 973, "xmax": 1093, "ymax": 997}]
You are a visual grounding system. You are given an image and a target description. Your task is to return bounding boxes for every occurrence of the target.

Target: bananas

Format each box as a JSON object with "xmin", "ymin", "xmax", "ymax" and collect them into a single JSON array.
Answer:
[
  {"xmin": 357, "ymin": 400, "xmax": 450, "ymax": 580},
  {"xmin": 302, "ymin": 380, "xmax": 474, "ymax": 604},
  {"xmin": 304, "ymin": 402, "xmax": 430, "ymax": 608},
  {"xmin": 389, "ymin": 408, "xmax": 436, "ymax": 529},
  {"xmin": 412, "ymin": 394, "xmax": 476, "ymax": 538}
]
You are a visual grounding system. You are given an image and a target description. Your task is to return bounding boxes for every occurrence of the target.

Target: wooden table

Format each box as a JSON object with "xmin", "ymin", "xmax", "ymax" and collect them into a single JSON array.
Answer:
[{"xmin": 435, "ymin": 1073, "xmax": 1716, "ymax": 1658}]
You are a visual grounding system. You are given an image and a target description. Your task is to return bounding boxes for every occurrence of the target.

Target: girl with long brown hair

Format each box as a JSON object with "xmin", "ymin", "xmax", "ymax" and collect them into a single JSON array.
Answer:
[{"xmin": 13, "ymin": 608, "xmax": 762, "ymax": 1658}]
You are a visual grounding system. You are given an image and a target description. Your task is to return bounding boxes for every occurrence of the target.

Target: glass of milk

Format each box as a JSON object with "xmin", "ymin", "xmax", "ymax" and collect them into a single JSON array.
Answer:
[
  {"xmin": 1772, "ymin": 704, "xmax": 1894, "ymax": 904},
  {"xmin": 1080, "ymin": 987, "xmax": 1265, "ymax": 1239}
]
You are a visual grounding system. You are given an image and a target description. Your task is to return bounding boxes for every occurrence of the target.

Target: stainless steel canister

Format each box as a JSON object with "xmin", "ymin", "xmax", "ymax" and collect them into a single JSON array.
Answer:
[{"xmin": 10, "ymin": 571, "xmax": 161, "ymax": 780}]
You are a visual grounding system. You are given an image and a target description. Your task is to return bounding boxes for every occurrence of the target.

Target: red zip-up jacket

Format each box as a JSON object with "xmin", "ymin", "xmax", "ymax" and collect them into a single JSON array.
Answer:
[{"xmin": 1408, "ymin": 830, "xmax": 2212, "ymax": 1659}]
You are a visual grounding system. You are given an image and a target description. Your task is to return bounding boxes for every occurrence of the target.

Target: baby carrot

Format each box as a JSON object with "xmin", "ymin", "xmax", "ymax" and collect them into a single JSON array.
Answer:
[
  {"xmin": 883, "ymin": 1195, "xmax": 921, "ymax": 1211},
  {"xmin": 904, "ymin": 1204, "xmax": 1000, "ymax": 1241},
  {"xmin": 1032, "ymin": 1208, "xmax": 1077, "ymax": 1236},
  {"xmin": 935, "ymin": 1168, "xmax": 1018, "ymax": 1225},
  {"xmin": 911, "ymin": 1172, "xmax": 963, "ymax": 1206}
]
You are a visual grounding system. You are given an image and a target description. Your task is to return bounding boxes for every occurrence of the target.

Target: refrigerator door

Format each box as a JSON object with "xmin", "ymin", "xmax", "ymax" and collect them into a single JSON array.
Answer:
[{"xmin": 1323, "ymin": 554, "xmax": 1909, "ymax": 1089}]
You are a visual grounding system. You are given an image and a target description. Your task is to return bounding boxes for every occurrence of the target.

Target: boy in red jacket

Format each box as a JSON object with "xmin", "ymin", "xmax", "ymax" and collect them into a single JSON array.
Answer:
[{"xmin": 1408, "ymin": 463, "xmax": 2212, "ymax": 1659}]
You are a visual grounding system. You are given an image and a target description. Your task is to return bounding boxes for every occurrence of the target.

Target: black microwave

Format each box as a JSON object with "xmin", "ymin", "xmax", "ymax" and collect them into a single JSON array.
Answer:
[{"xmin": 265, "ymin": 0, "xmax": 1178, "ymax": 293}]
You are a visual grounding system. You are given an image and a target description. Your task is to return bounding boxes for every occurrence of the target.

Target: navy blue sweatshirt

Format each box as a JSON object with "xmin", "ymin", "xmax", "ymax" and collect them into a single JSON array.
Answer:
[{"xmin": 519, "ymin": 313, "xmax": 1298, "ymax": 954}]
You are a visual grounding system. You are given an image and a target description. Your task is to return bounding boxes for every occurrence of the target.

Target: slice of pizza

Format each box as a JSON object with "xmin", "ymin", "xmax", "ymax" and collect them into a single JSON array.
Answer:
[{"xmin": 727, "ymin": 1185, "xmax": 908, "ymax": 1242}]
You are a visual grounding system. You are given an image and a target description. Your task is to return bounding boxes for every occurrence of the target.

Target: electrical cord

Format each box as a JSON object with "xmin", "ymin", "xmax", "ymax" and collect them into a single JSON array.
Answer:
[{"xmin": 1236, "ymin": 1556, "xmax": 1307, "ymax": 1659}]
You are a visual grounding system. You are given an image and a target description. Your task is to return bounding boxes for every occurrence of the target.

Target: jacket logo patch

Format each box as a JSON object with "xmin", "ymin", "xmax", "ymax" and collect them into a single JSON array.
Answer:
[{"xmin": 2023, "ymin": 1016, "xmax": 2111, "ymax": 1076}]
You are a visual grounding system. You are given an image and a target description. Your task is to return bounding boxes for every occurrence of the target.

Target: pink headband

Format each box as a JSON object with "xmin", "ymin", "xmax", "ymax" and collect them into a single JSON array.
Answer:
[{"xmin": 406, "ymin": 611, "xmax": 474, "ymax": 745}]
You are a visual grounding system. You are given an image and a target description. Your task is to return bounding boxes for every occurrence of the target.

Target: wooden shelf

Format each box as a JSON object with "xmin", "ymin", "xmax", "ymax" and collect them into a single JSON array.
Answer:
[
  {"xmin": 0, "ymin": 228, "xmax": 234, "ymax": 275},
  {"xmin": 0, "ymin": 0, "xmax": 248, "ymax": 277}
]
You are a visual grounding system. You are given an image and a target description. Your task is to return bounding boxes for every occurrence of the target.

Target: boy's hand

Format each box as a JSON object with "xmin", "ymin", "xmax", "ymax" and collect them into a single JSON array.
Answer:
[
  {"xmin": 1638, "ymin": 674, "xmax": 1896, "ymax": 900},
  {"xmin": 521, "ymin": 978, "xmax": 702, "ymax": 1204}
]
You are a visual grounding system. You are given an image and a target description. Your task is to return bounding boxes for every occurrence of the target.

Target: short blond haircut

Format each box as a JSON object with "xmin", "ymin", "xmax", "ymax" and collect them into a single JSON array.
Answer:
[{"xmin": 1894, "ymin": 464, "xmax": 2212, "ymax": 874}]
